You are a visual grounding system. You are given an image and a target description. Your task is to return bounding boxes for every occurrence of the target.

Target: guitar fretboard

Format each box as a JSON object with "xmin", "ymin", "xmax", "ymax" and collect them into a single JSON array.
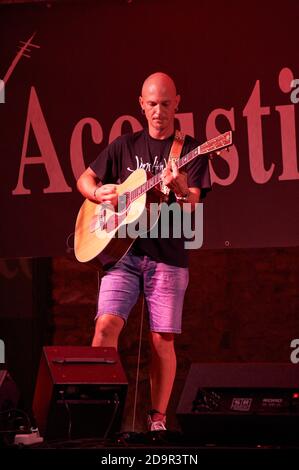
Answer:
[{"xmin": 130, "ymin": 131, "xmax": 232, "ymax": 203}]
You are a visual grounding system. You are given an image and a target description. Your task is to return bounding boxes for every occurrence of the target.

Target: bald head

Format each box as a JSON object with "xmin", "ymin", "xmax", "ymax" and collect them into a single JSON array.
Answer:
[
  {"xmin": 141, "ymin": 72, "xmax": 177, "ymax": 98},
  {"xmin": 139, "ymin": 72, "xmax": 180, "ymax": 139}
]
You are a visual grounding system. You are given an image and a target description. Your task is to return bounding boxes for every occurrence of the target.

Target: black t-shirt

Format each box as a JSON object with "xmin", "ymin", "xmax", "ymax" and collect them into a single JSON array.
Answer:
[{"xmin": 90, "ymin": 129, "xmax": 211, "ymax": 267}]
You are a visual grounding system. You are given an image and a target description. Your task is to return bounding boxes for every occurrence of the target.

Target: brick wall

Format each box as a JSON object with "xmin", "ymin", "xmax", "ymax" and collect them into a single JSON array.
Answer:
[{"xmin": 51, "ymin": 247, "xmax": 299, "ymax": 432}]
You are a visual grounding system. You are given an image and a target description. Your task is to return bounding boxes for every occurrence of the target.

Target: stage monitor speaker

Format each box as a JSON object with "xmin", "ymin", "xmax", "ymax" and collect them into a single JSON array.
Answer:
[
  {"xmin": 176, "ymin": 363, "xmax": 299, "ymax": 445},
  {"xmin": 32, "ymin": 346, "xmax": 128, "ymax": 441}
]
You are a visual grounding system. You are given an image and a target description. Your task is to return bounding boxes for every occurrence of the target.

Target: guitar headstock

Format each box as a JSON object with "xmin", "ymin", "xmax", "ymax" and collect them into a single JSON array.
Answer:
[{"xmin": 200, "ymin": 131, "xmax": 232, "ymax": 157}]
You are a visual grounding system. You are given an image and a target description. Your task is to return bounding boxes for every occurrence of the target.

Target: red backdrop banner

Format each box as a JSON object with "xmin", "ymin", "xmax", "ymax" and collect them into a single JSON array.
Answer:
[{"xmin": 0, "ymin": 0, "xmax": 298, "ymax": 258}]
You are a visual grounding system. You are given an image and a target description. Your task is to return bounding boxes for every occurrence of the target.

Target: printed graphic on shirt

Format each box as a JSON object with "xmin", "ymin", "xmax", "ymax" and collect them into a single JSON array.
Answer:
[{"xmin": 127, "ymin": 155, "xmax": 167, "ymax": 174}]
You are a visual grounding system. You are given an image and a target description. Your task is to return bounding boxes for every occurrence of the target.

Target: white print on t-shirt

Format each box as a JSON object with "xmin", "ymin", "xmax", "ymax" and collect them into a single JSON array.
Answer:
[{"xmin": 127, "ymin": 155, "xmax": 167, "ymax": 174}]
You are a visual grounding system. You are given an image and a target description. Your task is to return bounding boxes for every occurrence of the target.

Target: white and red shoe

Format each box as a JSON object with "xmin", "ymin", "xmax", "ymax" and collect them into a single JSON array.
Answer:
[{"xmin": 147, "ymin": 410, "xmax": 167, "ymax": 431}]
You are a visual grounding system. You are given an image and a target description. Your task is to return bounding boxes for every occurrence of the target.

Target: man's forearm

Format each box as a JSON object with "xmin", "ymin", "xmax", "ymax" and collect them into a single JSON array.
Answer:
[{"xmin": 77, "ymin": 174, "xmax": 102, "ymax": 202}]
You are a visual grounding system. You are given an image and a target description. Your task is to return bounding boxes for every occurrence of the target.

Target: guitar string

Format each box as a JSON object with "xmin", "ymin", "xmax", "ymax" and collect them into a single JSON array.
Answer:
[{"xmin": 131, "ymin": 295, "xmax": 145, "ymax": 433}]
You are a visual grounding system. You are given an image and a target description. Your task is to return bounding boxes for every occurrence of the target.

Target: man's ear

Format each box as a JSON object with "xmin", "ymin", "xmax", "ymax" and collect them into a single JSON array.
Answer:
[
  {"xmin": 139, "ymin": 96, "xmax": 144, "ymax": 110},
  {"xmin": 176, "ymin": 94, "xmax": 181, "ymax": 109}
]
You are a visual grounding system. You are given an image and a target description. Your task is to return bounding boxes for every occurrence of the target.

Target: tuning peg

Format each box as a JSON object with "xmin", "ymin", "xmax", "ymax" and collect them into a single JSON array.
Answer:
[{"xmin": 216, "ymin": 151, "xmax": 221, "ymax": 156}]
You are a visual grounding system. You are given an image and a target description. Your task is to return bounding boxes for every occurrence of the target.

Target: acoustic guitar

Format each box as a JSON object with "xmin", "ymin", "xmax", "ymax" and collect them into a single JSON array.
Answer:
[{"xmin": 74, "ymin": 131, "xmax": 232, "ymax": 267}]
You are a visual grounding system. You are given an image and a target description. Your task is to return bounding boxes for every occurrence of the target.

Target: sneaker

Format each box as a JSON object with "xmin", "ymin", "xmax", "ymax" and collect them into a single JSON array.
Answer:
[{"xmin": 147, "ymin": 410, "xmax": 167, "ymax": 431}]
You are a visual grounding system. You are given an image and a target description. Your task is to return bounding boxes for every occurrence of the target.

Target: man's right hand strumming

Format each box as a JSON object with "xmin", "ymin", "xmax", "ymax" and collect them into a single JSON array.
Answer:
[
  {"xmin": 93, "ymin": 184, "xmax": 118, "ymax": 208},
  {"xmin": 76, "ymin": 167, "xmax": 118, "ymax": 208}
]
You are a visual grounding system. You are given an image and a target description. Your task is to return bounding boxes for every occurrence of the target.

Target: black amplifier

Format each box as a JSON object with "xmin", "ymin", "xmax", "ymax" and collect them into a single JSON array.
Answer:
[
  {"xmin": 177, "ymin": 363, "xmax": 299, "ymax": 445},
  {"xmin": 193, "ymin": 387, "xmax": 299, "ymax": 414}
]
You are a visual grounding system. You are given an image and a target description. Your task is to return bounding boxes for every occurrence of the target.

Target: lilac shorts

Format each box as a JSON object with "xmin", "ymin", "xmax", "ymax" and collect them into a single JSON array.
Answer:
[{"xmin": 96, "ymin": 252, "xmax": 189, "ymax": 333}]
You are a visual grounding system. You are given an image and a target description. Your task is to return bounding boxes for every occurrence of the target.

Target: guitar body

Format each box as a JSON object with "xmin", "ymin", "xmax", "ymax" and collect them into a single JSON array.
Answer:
[{"xmin": 74, "ymin": 169, "xmax": 163, "ymax": 267}]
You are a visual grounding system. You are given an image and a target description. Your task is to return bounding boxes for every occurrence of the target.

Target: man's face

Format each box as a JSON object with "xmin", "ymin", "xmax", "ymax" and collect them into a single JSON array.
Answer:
[{"xmin": 139, "ymin": 81, "xmax": 180, "ymax": 137}]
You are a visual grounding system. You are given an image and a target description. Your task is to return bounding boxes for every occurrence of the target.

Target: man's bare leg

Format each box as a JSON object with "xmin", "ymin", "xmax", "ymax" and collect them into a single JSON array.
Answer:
[
  {"xmin": 92, "ymin": 313, "xmax": 124, "ymax": 349},
  {"xmin": 149, "ymin": 332, "xmax": 176, "ymax": 414}
]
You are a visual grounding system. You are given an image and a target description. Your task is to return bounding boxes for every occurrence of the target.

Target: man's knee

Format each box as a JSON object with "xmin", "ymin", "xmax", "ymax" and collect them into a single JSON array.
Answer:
[
  {"xmin": 150, "ymin": 332, "xmax": 175, "ymax": 356},
  {"xmin": 95, "ymin": 313, "xmax": 124, "ymax": 338}
]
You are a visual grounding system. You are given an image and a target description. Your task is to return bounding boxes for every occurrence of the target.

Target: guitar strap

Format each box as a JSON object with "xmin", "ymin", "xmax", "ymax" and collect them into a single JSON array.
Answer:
[
  {"xmin": 161, "ymin": 130, "xmax": 186, "ymax": 196},
  {"xmin": 169, "ymin": 129, "xmax": 186, "ymax": 162}
]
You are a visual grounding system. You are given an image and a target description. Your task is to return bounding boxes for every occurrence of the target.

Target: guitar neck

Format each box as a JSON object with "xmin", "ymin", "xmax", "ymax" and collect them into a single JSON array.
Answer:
[
  {"xmin": 150, "ymin": 145, "xmax": 200, "ymax": 188},
  {"xmin": 130, "ymin": 130, "xmax": 232, "ymax": 203}
]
